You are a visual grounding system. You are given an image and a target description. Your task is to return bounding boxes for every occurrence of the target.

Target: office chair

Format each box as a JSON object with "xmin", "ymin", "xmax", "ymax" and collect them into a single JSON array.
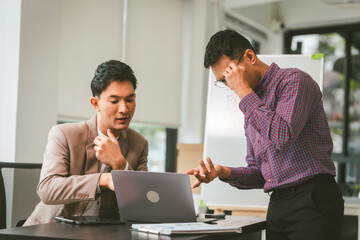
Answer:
[{"xmin": 0, "ymin": 162, "xmax": 42, "ymax": 229}]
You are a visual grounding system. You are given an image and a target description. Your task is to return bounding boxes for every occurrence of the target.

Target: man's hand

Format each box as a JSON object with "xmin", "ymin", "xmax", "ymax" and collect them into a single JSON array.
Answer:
[
  {"xmin": 99, "ymin": 173, "xmax": 114, "ymax": 191},
  {"xmin": 223, "ymin": 61, "xmax": 253, "ymax": 100},
  {"xmin": 186, "ymin": 158, "xmax": 229, "ymax": 188},
  {"xmin": 94, "ymin": 129, "xmax": 126, "ymax": 170}
]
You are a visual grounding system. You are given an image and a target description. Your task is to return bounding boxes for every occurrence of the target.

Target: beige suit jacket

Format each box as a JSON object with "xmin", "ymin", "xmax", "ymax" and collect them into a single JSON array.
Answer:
[{"xmin": 24, "ymin": 115, "xmax": 148, "ymax": 226}]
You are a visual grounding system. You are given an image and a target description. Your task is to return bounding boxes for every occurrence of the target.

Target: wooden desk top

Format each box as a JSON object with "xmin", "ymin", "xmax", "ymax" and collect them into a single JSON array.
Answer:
[{"xmin": 0, "ymin": 216, "xmax": 265, "ymax": 240}]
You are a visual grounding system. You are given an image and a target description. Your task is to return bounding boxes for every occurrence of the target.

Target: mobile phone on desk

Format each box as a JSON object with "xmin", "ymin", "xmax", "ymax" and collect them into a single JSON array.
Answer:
[{"xmin": 204, "ymin": 213, "xmax": 226, "ymax": 219}]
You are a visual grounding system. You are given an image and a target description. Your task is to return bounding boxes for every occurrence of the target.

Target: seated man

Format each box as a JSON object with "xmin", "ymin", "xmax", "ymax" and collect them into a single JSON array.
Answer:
[{"xmin": 24, "ymin": 60, "xmax": 148, "ymax": 225}]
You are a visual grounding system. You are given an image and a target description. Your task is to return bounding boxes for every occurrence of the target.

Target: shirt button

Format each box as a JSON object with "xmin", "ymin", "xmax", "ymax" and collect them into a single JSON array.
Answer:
[{"xmin": 268, "ymin": 179, "xmax": 271, "ymax": 182}]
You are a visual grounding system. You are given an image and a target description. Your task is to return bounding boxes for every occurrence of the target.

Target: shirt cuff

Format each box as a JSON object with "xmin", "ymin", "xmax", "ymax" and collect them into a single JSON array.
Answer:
[
  {"xmin": 239, "ymin": 91, "xmax": 262, "ymax": 118},
  {"xmin": 124, "ymin": 162, "xmax": 129, "ymax": 171},
  {"xmin": 220, "ymin": 167, "xmax": 244, "ymax": 185}
]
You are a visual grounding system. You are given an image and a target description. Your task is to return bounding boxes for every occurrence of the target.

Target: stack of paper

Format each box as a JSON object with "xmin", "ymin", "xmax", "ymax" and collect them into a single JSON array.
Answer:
[{"xmin": 131, "ymin": 222, "xmax": 241, "ymax": 235}]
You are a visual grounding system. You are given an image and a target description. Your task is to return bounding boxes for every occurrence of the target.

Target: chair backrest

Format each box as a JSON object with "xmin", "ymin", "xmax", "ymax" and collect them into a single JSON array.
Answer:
[{"xmin": 0, "ymin": 162, "xmax": 42, "ymax": 229}]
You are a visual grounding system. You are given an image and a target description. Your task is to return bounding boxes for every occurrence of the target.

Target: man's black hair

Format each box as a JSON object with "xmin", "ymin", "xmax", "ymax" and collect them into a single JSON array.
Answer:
[
  {"xmin": 91, "ymin": 60, "xmax": 137, "ymax": 97},
  {"xmin": 204, "ymin": 29, "xmax": 255, "ymax": 68}
]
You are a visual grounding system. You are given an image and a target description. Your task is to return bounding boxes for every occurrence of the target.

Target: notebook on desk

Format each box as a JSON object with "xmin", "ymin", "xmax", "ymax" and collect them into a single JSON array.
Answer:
[
  {"xmin": 131, "ymin": 222, "xmax": 241, "ymax": 235},
  {"xmin": 111, "ymin": 170, "xmax": 212, "ymax": 223}
]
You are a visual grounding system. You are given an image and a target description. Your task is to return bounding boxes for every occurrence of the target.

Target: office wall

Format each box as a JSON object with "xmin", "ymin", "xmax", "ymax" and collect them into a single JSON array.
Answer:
[
  {"xmin": 14, "ymin": 0, "xmax": 60, "ymax": 227},
  {"xmin": 0, "ymin": 0, "xmax": 20, "ymax": 165},
  {"xmin": 57, "ymin": 0, "xmax": 123, "ymax": 121},
  {"xmin": 0, "ymin": 0, "xmax": 60, "ymax": 227},
  {"xmin": 16, "ymin": 0, "xmax": 59, "ymax": 166},
  {"xmin": 57, "ymin": 0, "xmax": 184, "ymax": 128},
  {"xmin": 178, "ymin": 0, "xmax": 216, "ymax": 144},
  {"xmin": 126, "ymin": 0, "xmax": 183, "ymax": 128},
  {"xmin": 0, "ymin": 0, "xmax": 21, "ymax": 229}
]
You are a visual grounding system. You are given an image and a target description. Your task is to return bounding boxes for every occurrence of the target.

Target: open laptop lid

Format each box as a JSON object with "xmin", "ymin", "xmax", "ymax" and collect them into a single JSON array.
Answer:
[{"xmin": 111, "ymin": 171, "xmax": 197, "ymax": 223}]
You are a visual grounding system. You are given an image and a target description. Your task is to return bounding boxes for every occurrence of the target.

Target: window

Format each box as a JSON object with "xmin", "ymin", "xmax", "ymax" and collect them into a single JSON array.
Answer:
[
  {"xmin": 130, "ymin": 123, "xmax": 166, "ymax": 172},
  {"xmin": 285, "ymin": 24, "xmax": 360, "ymax": 195},
  {"xmin": 289, "ymin": 33, "xmax": 345, "ymax": 153}
]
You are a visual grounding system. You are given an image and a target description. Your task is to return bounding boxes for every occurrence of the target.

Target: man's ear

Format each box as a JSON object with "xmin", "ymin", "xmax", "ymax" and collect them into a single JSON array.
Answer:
[
  {"xmin": 90, "ymin": 97, "xmax": 100, "ymax": 112},
  {"xmin": 244, "ymin": 49, "xmax": 257, "ymax": 64}
]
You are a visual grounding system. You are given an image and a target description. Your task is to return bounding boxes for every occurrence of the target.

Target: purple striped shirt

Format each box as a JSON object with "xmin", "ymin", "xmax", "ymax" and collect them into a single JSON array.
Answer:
[{"xmin": 224, "ymin": 63, "xmax": 336, "ymax": 192}]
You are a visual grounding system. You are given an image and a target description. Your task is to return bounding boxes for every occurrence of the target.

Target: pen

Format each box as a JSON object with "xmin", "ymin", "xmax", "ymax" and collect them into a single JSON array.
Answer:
[{"xmin": 204, "ymin": 213, "xmax": 226, "ymax": 219}]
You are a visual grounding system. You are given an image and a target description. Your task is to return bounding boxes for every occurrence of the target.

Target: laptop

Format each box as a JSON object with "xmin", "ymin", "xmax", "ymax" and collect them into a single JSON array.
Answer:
[{"xmin": 111, "ymin": 170, "xmax": 199, "ymax": 223}]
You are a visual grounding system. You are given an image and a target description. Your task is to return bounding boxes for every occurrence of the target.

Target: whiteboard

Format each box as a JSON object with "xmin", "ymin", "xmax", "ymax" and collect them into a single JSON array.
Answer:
[{"xmin": 202, "ymin": 55, "xmax": 324, "ymax": 207}]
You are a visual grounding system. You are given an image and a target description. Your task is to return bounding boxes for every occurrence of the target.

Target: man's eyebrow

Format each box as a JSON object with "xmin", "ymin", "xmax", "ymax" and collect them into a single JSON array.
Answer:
[
  {"xmin": 126, "ymin": 93, "xmax": 136, "ymax": 98},
  {"xmin": 109, "ymin": 93, "xmax": 136, "ymax": 99}
]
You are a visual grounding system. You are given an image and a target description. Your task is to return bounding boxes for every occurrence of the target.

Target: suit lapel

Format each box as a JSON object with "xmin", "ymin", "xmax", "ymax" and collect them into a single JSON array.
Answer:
[
  {"xmin": 85, "ymin": 115, "xmax": 99, "ymax": 174},
  {"xmin": 84, "ymin": 115, "xmax": 129, "ymax": 173}
]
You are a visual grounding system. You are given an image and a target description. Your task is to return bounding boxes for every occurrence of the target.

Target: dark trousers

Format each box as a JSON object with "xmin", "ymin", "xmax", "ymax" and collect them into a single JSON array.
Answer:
[{"xmin": 266, "ymin": 174, "xmax": 344, "ymax": 240}]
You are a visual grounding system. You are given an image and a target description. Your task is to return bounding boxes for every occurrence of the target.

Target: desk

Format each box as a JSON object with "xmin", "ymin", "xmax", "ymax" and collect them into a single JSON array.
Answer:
[
  {"xmin": 208, "ymin": 205, "xmax": 267, "ymax": 218},
  {"xmin": 0, "ymin": 216, "xmax": 265, "ymax": 240}
]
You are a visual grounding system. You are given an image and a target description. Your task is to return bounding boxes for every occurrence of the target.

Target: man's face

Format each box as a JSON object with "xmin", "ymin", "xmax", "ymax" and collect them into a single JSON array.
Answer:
[
  {"xmin": 211, "ymin": 54, "xmax": 258, "ymax": 91},
  {"xmin": 211, "ymin": 55, "xmax": 235, "ymax": 83},
  {"xmin": 91, "ymin": 81, "xmax": 136, "ymax": 136}
]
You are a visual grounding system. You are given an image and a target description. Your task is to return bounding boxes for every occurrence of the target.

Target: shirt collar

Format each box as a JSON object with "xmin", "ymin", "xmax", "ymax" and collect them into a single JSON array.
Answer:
[
  {"xmin": 256, "ymin": 62, "xmax": 280, "ymax": 94},
  {"xmin": 97, "ymin": 128, "xmax": 121, "ymax": 140}
]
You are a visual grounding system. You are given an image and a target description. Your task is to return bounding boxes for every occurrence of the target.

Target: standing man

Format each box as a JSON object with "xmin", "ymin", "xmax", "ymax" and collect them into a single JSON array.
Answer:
[
  {"xmin": 24, "ymin": 60, "xmax": 148, "ymax": 225},
  {"xmin": 187, "ymin": 29, "xmax": 344, "ymax": 240}
]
